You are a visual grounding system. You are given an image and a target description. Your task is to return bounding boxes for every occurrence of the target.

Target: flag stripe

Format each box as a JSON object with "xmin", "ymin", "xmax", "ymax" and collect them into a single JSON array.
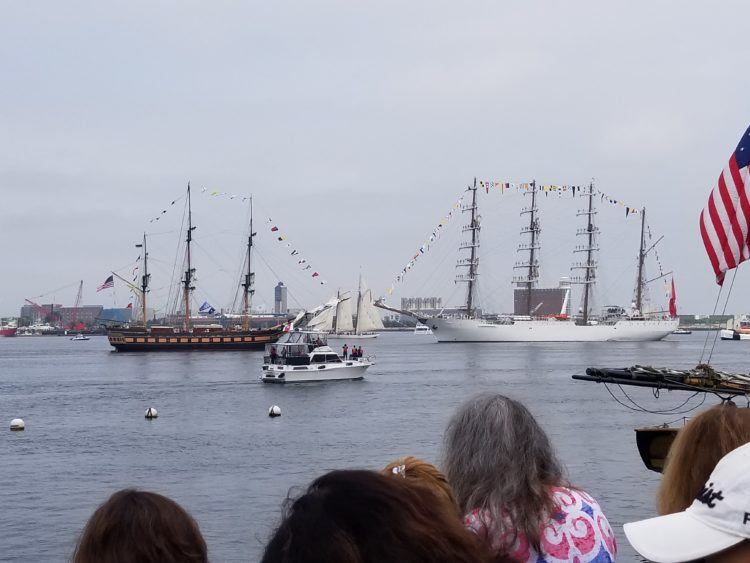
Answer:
[
  {"xmin": 707, "ymin": 190, "xmax": 736, "ymax": 269},
  {"xmin": 700, "ymin": 209, "xmax": 725, "ymax": 284},
  {"xmin": 701, "ymin": 125, "xmax": 750, "ymax": 285},
  {"xmin": 717, "ymin": 172, "xmax": 744, "ymax": 257}
]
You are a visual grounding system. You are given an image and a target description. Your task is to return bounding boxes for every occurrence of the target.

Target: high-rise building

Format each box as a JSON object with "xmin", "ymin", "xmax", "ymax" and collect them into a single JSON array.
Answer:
[{"xmin": 274, "ymin": 282, "xmax": 288, "ymax": 314}]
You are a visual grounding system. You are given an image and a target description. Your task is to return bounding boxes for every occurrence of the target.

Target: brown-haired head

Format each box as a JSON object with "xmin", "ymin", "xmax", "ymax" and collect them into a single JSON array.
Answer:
[
  {"xmin": 261, "ymin": 469, "xmax": 493, "ymax": 563},
  {"xmin": 658, "ymin": 404, "xmax": 750, "ymax": 515},
  {"xmin": 382, "ymin": 456, "xmax": 459, "ymax": 512},
  {"xmin": 73, "ymin": 489, "xmax": 208, "ymax": 563}
]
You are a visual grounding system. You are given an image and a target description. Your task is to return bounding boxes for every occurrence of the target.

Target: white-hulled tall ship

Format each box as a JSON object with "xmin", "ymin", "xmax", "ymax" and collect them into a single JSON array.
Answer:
[
  {"xmin": 429, "ymin": 180, "xmax": 678, "ymax": 342},
  {"xmin": 107, "ymin": 185, "xmax": 284, "ymax": 351}
]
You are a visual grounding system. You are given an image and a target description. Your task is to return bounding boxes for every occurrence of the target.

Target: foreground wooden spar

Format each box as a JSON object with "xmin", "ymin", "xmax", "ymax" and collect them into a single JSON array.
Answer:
[{"xmin": 572, "ymin": 365, "xmax": 750, "ymax": 396}]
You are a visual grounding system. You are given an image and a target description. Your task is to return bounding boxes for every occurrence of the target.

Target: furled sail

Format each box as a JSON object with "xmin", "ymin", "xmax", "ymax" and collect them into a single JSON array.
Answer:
[{"xmin": 335, "ymin": 296, "xmax": 354, "ymax": 333}]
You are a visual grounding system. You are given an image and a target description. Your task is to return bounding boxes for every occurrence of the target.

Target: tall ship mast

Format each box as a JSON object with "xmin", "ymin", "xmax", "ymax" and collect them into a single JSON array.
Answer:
[
  {"xmin": 182, "ymin": 183, "xmax": 195, "ymax": 332},
  {"xmin": 513, "ymin": 181, "xmax": 540, "ymax": 317},
  {"xmin": 136, "ymin": 232, "xmax": 150, "ymax": 326},
  {"xmin": 455, "ymin": 179, "xmax": 480, "ymax": 317},
  {"xmin": 241, "ymin": 196, "xmax": 256, "ymax": 332},
  {"xmin": 571, "ymin": 183, "xmax": 598, "ymax": 325},
  {"xmin": 428, "ymin": 180, "xmax": 678, "ymax": 342},
  {"xmin": 106, "ymin": 185, "xmax": 285, "ymax": 351},
  {"xmin": 634, "ymin": 207, "xmax": 647, "ymax": 315}
]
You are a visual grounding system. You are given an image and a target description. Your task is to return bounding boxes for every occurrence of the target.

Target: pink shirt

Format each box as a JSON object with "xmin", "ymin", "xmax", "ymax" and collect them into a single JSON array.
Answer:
[{"xmin": 465, "ymin": 486, "xmax": 617, "ymax": 562}]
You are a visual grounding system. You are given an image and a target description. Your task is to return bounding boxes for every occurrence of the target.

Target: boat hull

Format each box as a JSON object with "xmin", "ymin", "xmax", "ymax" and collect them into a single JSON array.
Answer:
[
  {"xmin": 107, "ymin": 328, "xmax": 283, "ymax": 351},
  {"xmin": 429, "ymin": 317, "xmax": 679, "ymax": 342},
  {"xmin": 261, "ymin": 360, "xmax": 371, "ymax": 383},
  {"xmin": 720, "ymin": 329, "xmax": 750, "ymax": 340},
  {"xmin": 0, "ymin": 328, "xmax": 17, "ymax": 337}
]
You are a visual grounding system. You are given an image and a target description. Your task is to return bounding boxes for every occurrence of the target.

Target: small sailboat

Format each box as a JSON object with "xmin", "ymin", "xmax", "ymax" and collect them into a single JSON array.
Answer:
[{"xmin": 309, "ymin": 275, "xmax": 384, "ymax": 340}]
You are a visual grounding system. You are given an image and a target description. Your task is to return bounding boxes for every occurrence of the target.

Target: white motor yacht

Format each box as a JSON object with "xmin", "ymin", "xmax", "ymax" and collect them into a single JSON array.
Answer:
[
  {"xmin": 70, "ymin": 334, "xmax": 90, "ymax": 341},
  {"xmin": 261, "ymin": 330, "xmax": 372, "ymax": 383},
  {"xmin": 414, "ymin": 323, "xmax": 433, "ymax": 335}
]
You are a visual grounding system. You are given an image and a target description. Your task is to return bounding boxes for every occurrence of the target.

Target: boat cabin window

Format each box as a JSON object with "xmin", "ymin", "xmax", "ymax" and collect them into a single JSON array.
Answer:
[
  {"xmin": 311, "ymin": 354, "xmax": 326, "ymax": 363},
  {"xmin": 325, "ymin": 354, "xmax": 341, "ymax": 363}
]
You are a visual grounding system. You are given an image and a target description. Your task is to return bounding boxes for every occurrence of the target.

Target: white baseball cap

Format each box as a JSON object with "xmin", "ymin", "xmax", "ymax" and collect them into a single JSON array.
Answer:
[{"xmin": 624, "ymin": 441, "xmax": 750, "ymax": 562}]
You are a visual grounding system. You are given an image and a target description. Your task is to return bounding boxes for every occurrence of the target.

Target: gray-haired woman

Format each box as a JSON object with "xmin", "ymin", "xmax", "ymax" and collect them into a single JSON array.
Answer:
[{"xmin": 443, "ymin": 393, "xmax": 617, "ymax": 562}]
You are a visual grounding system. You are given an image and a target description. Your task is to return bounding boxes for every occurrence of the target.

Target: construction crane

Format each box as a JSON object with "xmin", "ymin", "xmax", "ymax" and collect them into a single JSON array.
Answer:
[
  {"xmin": 68, "ymin": 281, "xmax": 85, "ymax": 331},
  {"xmin": 24, "ymin": 298, "xmax": 61, "ymax": 327}
]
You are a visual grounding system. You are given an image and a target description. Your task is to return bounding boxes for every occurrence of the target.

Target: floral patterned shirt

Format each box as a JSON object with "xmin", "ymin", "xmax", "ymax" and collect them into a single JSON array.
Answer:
[{"xmin": 465, "ymin": 486, "xmax": 617, "ymax": 562}]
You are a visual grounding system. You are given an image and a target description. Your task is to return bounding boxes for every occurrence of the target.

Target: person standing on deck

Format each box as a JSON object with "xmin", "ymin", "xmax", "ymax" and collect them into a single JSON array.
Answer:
[
  {"xmin": 343, "ymin": 344, "xmax": 348, "ymax": 359},
  {"xmin": 270, "ymin": 346, "xmax": 278, "ymax": 365}
]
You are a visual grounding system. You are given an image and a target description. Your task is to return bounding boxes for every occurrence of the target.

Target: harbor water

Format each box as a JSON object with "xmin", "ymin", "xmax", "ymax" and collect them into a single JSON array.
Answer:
[{"xmin": 1, "ymin": 332, "xmax": 742, "ymax": 562}]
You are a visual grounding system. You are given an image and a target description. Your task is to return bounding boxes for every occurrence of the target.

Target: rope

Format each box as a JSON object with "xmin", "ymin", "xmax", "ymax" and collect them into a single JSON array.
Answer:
[
  {"xmin": 603, "ymin": 383, "xmax": 707, "ymax": 415},
  {"xmin": 700, "ymin": 284, "xmax": 725, "ymax": 364},
  {"xmin": 707, "ymin": 268, "xmax": 738, "ymax": 365}
]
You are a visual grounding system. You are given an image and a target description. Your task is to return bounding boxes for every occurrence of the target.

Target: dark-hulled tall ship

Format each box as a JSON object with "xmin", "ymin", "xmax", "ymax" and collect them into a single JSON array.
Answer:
[{"xmin": 107, "ymin": 185, "xmax": 285, "ymax": 351}]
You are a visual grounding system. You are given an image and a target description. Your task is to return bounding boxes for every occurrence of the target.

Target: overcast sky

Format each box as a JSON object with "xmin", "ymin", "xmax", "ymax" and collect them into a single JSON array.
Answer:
[{"xmin": 2, "ymin": 1, "xmax": 749, "ymax": 318}]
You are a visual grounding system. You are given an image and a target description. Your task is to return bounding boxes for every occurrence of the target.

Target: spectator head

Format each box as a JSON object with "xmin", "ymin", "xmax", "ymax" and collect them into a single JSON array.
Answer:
[
  {"xmin": 261, "ymin": 469, "xmax": 490, "ymax": 563},
  {"xmin": 658, "ymin": 403, "xmax": 750, "ymax": 515},
  {"xmin": 626, "ymin": 442, "xmax": 750, "ymax": 562},
  {"xmin": 443, "ymin": 393, "xmax": 565, "ymax": 551},
  {"xmin": 73, "ymin": 489, "xmax": 207, "ymax": 563},
  {"xmin": 382, "ymin": 456, "xmax": 458, "ymax": 511}
]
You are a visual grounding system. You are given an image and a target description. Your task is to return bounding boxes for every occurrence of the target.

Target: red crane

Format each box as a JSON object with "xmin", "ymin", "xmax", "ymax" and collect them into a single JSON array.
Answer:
[
  {"xmin": 68, "ymin": 280, "xmax": 85, "ymax": 331},
  {"xmin": 24, "ymin": 298, "xmax": 61, "ymax": 326}
]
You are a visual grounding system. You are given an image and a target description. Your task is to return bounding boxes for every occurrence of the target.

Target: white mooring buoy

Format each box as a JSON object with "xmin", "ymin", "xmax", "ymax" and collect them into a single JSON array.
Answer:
[
  {"xmin": 10, "ymin": 418, "xmax": 25, "ymax": 431},
  {"xmin": 145, "ymin": 407, "xmax": 158, "ymax": 420},
  {"xmin": 268, "ymin": 405, "xmax": 282, "ymax": 418}
]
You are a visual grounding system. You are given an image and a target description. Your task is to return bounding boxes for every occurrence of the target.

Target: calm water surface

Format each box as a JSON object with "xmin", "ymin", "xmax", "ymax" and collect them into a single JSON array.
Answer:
[{"xmin": 0, "ymin": 332, "xmax": 743, "ymax": 562}]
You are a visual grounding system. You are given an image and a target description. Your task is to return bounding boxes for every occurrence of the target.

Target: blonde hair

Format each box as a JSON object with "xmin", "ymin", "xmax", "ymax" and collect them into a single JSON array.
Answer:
[
  {"xmin": 658, "ymin": 404, "xmax": 750, "ymax": 515},
  {"xmin": 383, "ymin": 456, "xmax": 458, "ymax": 511}
]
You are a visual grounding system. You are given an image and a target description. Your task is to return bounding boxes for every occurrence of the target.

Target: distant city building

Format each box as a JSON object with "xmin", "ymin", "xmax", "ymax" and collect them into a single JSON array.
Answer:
[
  {"xmin": 401, "ymin": 297, "xmax": 442, "ymax": 311},
  {"xmin": 274, "ymin": 282, "xmax": 288, "ymax": 314},
  {"xmin": 58, "ymin": 305, "xmax": 104, "ymax": 327}
]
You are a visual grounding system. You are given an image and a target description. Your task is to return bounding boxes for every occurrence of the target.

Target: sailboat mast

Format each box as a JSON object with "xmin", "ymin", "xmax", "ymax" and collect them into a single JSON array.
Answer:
[
  {"xmin": 183, "ymin": 183, "xmax": 195, "ymax": 332},
  {"xmin": 581, "ymin": 184, "xmax": 595, "ymax": 324},
  {"xmin": 465, "ymin": 178, "xmax": 480, "ymax": 316},
  {"xmin": 138, "ymin": 233, "xmax": 150, "ymax": 327},
  {"xmin": 355, "ymin": 272, "xmax": 362, "ymax": 334},
  {"xmin": 242, "ymin": 196, "xmax": 256, "ymax": 332},
  {"xmin": 635, "ymin": 207, "xmax": 647, "ymax": 313}
]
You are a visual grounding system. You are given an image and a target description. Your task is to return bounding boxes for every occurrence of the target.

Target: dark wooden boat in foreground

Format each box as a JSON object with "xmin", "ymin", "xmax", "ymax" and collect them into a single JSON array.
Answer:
[
  {"xmin": 635, "ymin": 426, "xmax": 680, "ymax": 473},
  {"xmin": 107, "ymin": 185, "xmax": 285, "ymax": 352}
]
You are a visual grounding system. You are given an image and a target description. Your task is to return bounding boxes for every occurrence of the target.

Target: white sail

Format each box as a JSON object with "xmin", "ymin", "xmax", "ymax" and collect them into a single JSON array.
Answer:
[
  {"xmin": 355, "ymin": 287, "xmax": 383, "ymax": 333},
  {"xmin": 364, "ymin": 290, "xmax": 385, "ymax": 330},
  {"xmin": 308, "ymin": 302, "xmax": 336, "ymax": 331},
  {"xmin": 335, "ymin": 296, "xmax": 354, "ymax": 333}
]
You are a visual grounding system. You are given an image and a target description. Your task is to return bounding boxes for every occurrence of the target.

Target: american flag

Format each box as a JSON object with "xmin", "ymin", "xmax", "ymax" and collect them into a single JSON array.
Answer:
[
  {"xmin": 700, "ymin": 124, "xmax": 750, "ymax": 285},
  {"xmin": 96, "ymin": 275, "xmax": 114, "ymax": 292}
]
